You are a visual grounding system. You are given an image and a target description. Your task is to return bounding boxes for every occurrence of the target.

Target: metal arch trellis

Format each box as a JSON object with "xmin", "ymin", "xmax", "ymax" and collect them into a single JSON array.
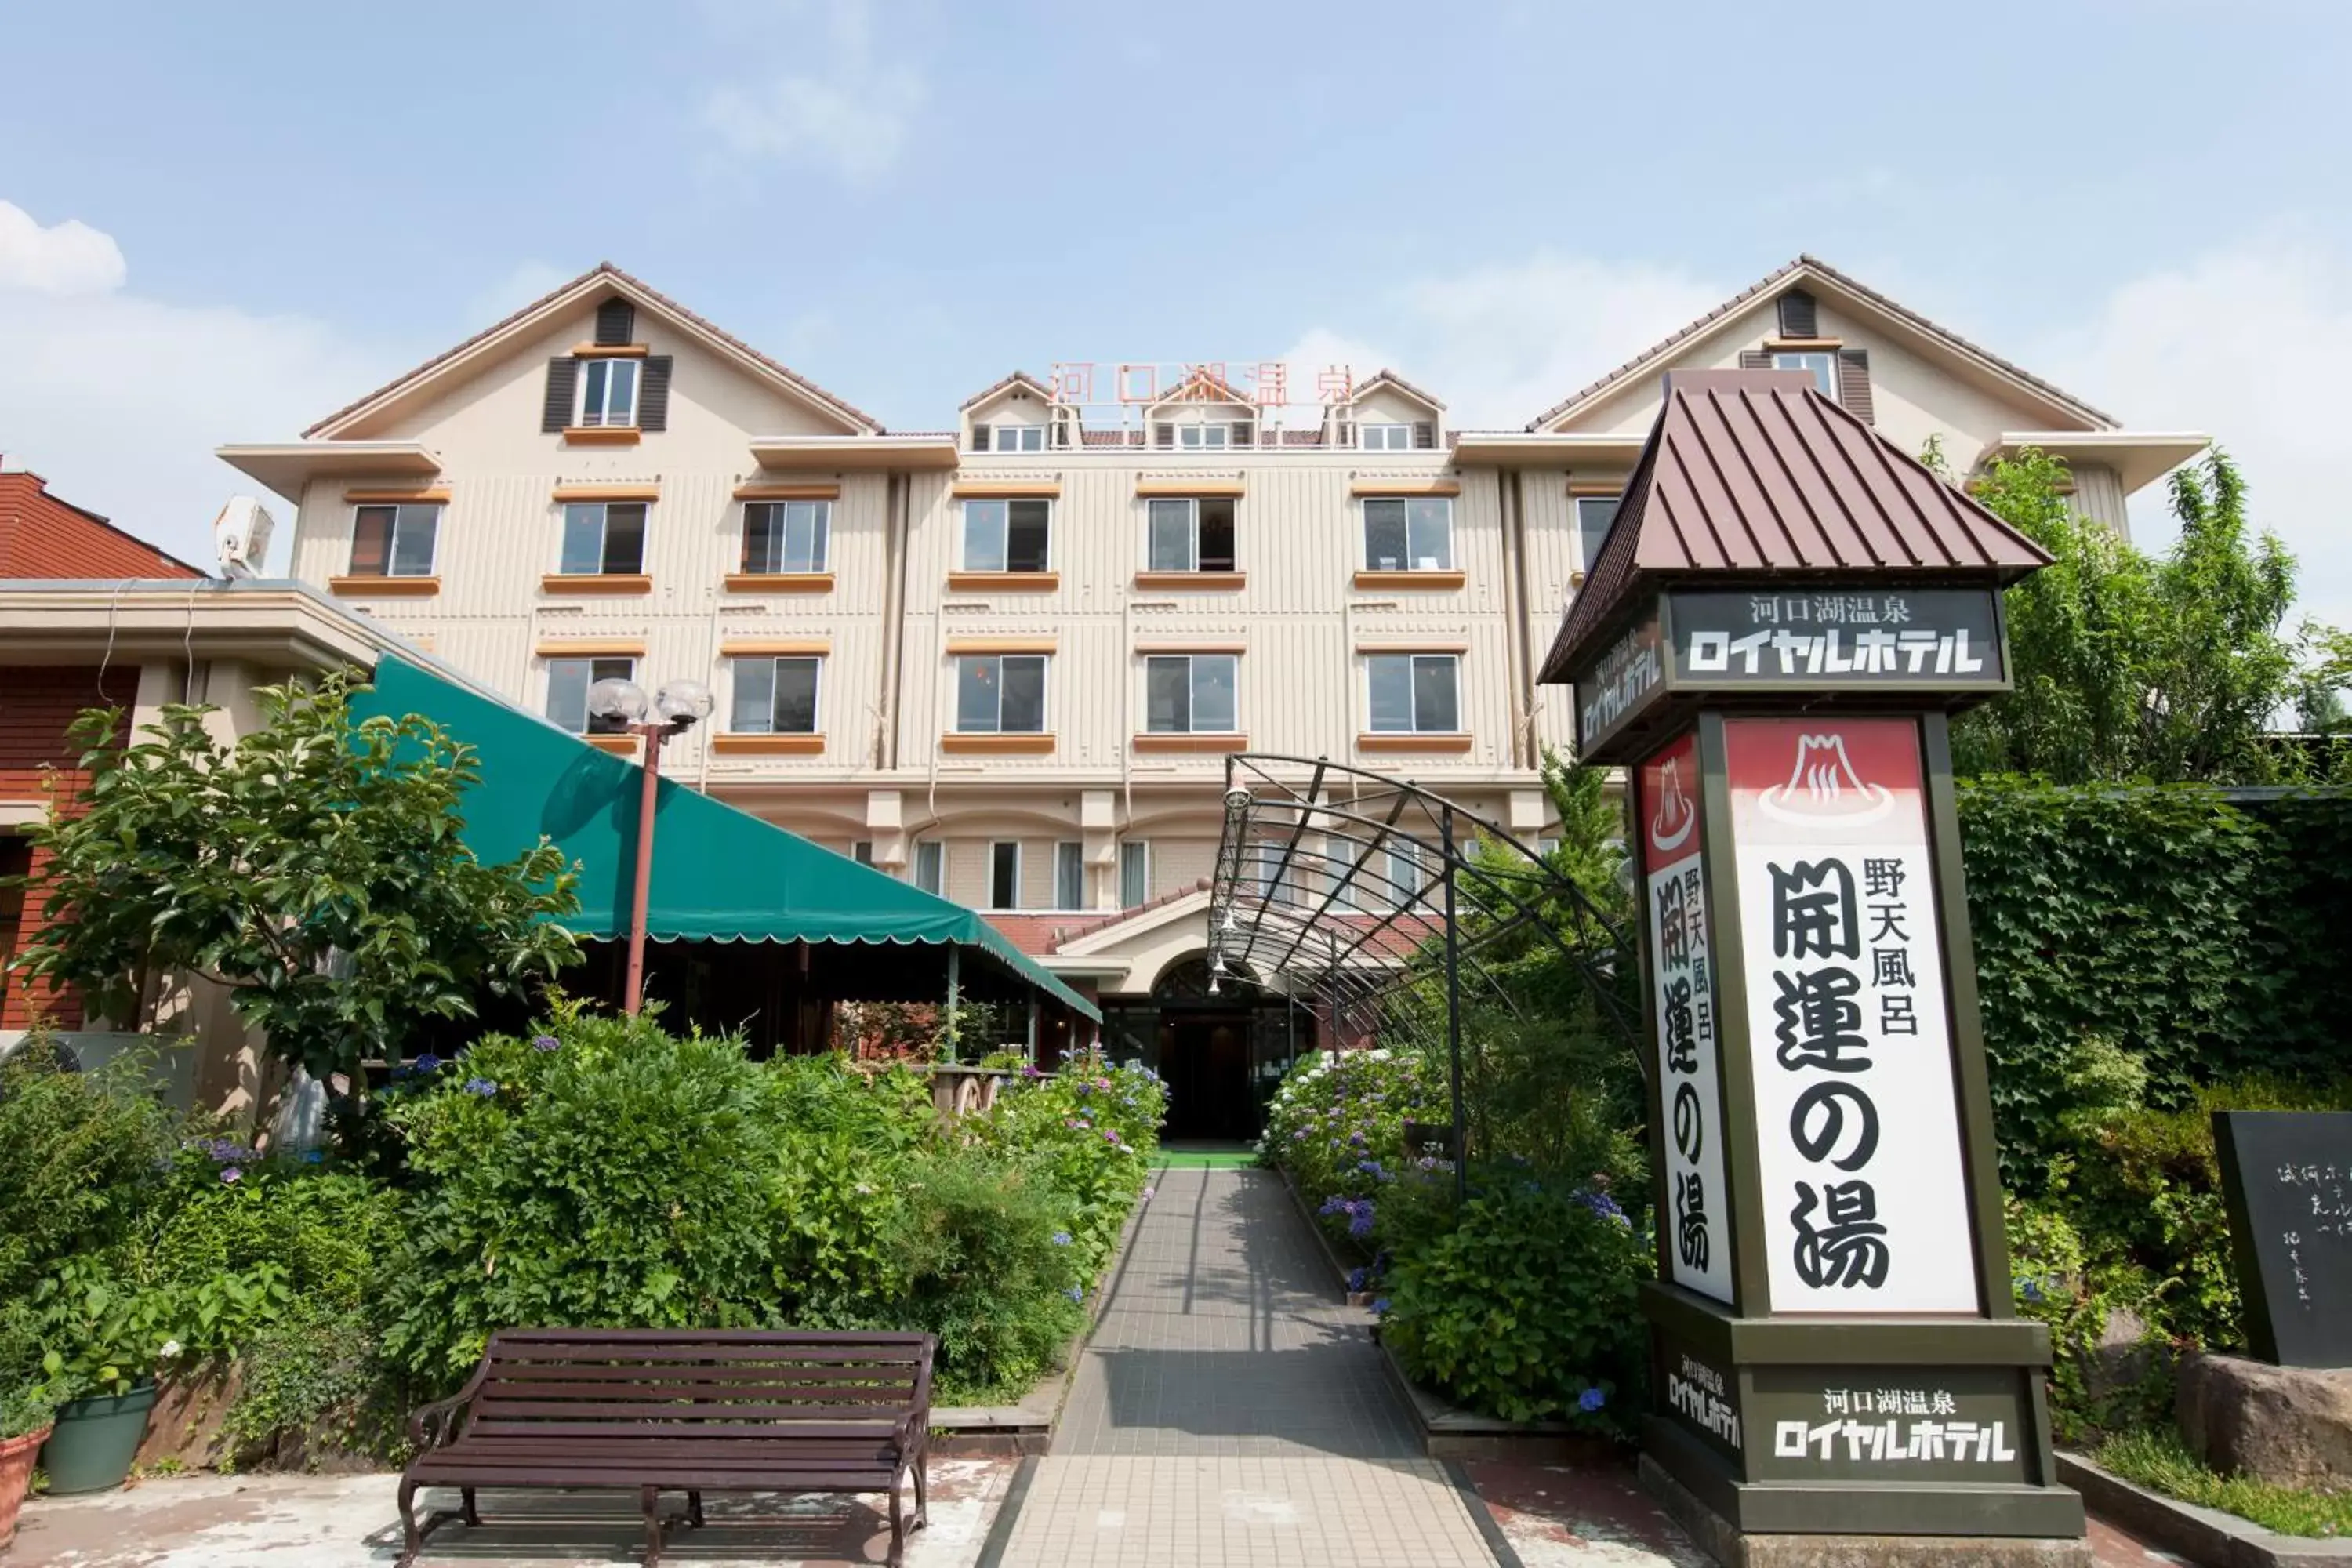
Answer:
[{"xmin": 1207, "ymin": 753, "xmax": 1641, "ymax": 1206}]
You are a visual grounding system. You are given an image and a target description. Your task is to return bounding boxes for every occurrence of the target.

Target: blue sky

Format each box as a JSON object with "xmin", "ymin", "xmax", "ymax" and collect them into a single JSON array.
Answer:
[{"xmin": 2, "ymin": 0, "xmax": 2347, "ymax": 619}]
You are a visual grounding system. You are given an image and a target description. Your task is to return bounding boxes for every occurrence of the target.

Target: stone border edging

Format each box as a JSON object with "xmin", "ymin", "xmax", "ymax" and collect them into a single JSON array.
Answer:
[
  {"xmin": 2056, "ymin": 1450, "xmax": 2352, "ymax": 1567},
  {"xmin": 931, "ymin": 1177, "xmax": 1155, "ymax": 1456}
]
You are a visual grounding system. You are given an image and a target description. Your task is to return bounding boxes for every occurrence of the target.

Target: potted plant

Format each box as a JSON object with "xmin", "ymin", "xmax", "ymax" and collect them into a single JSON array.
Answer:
[
  {"xmin": 0, "ymin": 1385, "xmax": 55, "ymax": 1548},
  {"xmin": 31, "ymin": 1269, "xmax": 172, "ymax": 1496}
]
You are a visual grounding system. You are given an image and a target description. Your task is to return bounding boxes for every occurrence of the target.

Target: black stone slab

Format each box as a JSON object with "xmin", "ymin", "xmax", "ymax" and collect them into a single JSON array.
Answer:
[{"xmin": 2213, "ymin": 1110, "xmax": 2352, "ymax": 1368}]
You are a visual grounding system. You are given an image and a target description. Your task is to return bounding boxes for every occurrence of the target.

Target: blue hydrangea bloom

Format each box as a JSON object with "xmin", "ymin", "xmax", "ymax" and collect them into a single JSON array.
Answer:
[
  {"xmin": 463, "ymin": 1077, "xmax": 498, "ymax": 1098},
  {"xmin": 1579, "ymin": 1387, "xmax": 1607, "ymax": 1413},
  {"xmin": 1051, "ymin": 1232, "xmax": 1073, "ymax": 1247},
  {"xmin": 531, "ymin": 1033, "xmax": 561, "ymax": 1051},
  {"xmin": 412, "ymin": 1053, "xmax": 445, "ymax": 1073}
]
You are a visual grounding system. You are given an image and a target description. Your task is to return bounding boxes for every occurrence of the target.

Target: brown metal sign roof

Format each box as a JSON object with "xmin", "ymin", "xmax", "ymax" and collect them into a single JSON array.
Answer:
[{"xmin": 1540, "ymin": 368, "xmax": 2050, "ymax": 684}]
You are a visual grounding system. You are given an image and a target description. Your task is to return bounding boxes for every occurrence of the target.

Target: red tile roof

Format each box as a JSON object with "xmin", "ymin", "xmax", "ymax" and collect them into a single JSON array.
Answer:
[
  {"xmin": 1540, "ymin": 369, "xmax": 2050, "ymax": 682},
  {"xmin": 0, "ymin": 463, "xmax": 205, "ymax": 579},
  {"xmin": 959, "ymin": 371, "xmax": 1054, "ymax": 412}
]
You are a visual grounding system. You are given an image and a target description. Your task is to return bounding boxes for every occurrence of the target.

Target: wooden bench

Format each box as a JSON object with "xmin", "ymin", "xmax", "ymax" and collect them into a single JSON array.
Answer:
[{"xmin": 396, "ymin": 1327, "xmax": 934, "ymax": 1567}]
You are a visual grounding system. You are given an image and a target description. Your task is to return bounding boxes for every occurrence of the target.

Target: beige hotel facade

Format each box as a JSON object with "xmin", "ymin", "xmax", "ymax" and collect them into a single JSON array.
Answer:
[{"xmin": 219, "ymin": 256, "xmax": 2205, "ymax": 1083}]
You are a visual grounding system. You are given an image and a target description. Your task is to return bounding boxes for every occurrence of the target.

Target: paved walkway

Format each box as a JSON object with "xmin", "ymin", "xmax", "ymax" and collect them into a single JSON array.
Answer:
[{"xmin": 989, "ymin": 1166, "xmax": 1502, "ymax": 1566}]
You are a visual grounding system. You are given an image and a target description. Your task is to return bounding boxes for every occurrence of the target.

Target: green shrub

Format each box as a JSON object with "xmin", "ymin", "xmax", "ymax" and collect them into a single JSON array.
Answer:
[
  {"xmin": 0, "ymin": 1382, "xmax": 53, "ymax": 1441},
  {"xmin": 149, "ymin": 1158, "xmax": 402, "ymax": 1359},
  {"xmin": 1261, "ymin": 1050, "xmax": 1444, "ymax": 1252},
  {"xmin": 1377, "ymin": 1168, "xmax": 1650, "ymax": 1432},
  {"xmin": 218, "ymin": 1301, "xmax": 399, "ymax": 1467},
  {"xmin": 0, "ymin": 1033, "xmax": 177, "ymax": 1301}
]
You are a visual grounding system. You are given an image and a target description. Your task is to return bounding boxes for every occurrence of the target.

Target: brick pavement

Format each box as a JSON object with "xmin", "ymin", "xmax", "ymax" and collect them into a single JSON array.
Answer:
[{"xmin": 989, "ymin": 1165, "xmax": 1502, "ymax": 1566}]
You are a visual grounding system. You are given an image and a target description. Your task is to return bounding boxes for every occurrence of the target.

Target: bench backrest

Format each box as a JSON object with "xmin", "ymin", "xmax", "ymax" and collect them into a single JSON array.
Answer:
[{"xmin": 466, "ymin": 1328, "xmax": 935, "ymax": 1439}]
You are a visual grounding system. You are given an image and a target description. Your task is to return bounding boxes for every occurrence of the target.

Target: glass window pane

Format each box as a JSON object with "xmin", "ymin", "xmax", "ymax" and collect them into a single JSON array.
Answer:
[
  {"xmin": 796, "ymin": 502, "xmax": 829, "ymax": 572},
  {"xmin": 962, "ymin": 500, "xmax": 1007, "ymax": 572},
  {"xmin": 1413, "ymin": 654, "xmax": 1459, "ymax": 732},
  {"xmin": 731, "ymin": 657, "xmax": 776, "ymax": 732},
  {"xmin": 584, "ymin": 657, "xmax": 635, "ymax": 734},
  {"xmin": 604, "ymin": 358, "xmax": 637, "ymax": 422},
  {"xmin": 579, "ymin": 359, "xmax": 608, "ymax": 425},
  {"xmin": 1055, "ymin": 842, "xmax": 1083, "ymax": 909},
  {"xmin": 956, "ymin": 656, "xmax": 999, "ymax": 732},
  {"xmin": 1200, "ymin": 425, "xmax": 1228, "ymax": 448},
  {"xmin": 601, "ymin": 503, "xmax": 646, "ymax": 573},
  {"xmin": 1367, "ymin": 655, "xmax": 1413, "ymax": 731},
  {"xmin": 1363, "ymin": 500, "xmax": 1408, "ymax": 570},
  {"xmin": 1196, "ymin": 499, "xmax": 1235, "ymax": 571},
  {"xmin": 1006, "ymin": 500, "xmax": 1051, "ymax": 572},
  {"xmin": 1120, "ymin": 841, "xmax": 1148, "ymax": 906},
  {"xmin": 1148, "ymin": 499, "xmax": 1194, "ymax": 572},
  {"xmin": 1000, "ymin": 655, "xmax": 1046, "ymax": 732},
  {"xmin": 743, "ymin": 503, "xmax": 779, "ymax": 572},
  {"xmin": 1389, "ymin": 844, "xmax": 1422, "ymax": 902},
  {"xmin": 546, "ymin": 659, "xmax": 590, "ymax": 732},
  {"xmin": 991, "ymin": 843, "xmax": 1020, "ymax": 909},
  {"xmin": 350, "ymin": 506, "xmax": 394, "ymax": 575},
  {"xmin": 1576, "ymin": 496, "xmax": 1619, "ymax": 569},
  {"xmin": 914, "ymin": 840, "xmax": 943, "ymax": 895},
  {"xmin": 1192, "ymin": 654, "xmax": 1236, "ymax": 732},
  {"xmin": 1406, "ymin": 499, "xmax": 1452, "ymax": 570},
  {"xmin": 1145, "ymin": 656, "xmax": 1190, "ymax": 732},
  {"xmin": 1178, "ymin": 425, "xmax": 1201, "ymax": 448},
  {"xmin": 390, "ymin": 506, "xmax": 437, "ymax": 575},
  {"xmin": 771, "ymin": 658, "xmax": 819, "ymax": 733},
  {"xmin": 560, "ymin": 504, "xmax": 604, "ymax": 575}
]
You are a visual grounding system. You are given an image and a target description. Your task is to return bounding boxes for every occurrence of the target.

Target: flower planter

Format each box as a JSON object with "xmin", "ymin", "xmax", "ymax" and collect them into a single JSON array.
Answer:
[
  {"xmin": 39, "ymin": 1383, "xmax": 158, "ymax": 1495},
  {"xmin": 0, "ymin": 1424, "xmax": 53, "ymax": 1548}
]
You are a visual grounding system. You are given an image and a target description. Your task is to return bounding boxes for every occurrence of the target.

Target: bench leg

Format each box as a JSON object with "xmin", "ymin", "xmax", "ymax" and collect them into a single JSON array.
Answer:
[
  {"xmin": 887, "ymin": 1475, "xmax": 906, "ymax": 1567},
  {"xmin": 396, "ymin": 1477, "xmax": 422, "ymax": 1568},
  {"xmin": 912, "ymin": 1453, "xmax": 929, "ymax": 1530},
  {"xmin": 641, "ymin": 1484, "xmax": 663, "ymax": 1568},
  {"xmin": 687, "ymin": 1489, "xmax": 706, "ymax": 1529},
  {"xmin": 460, "ymin": 1486, "xmax": 481, "ymax": 1528}
]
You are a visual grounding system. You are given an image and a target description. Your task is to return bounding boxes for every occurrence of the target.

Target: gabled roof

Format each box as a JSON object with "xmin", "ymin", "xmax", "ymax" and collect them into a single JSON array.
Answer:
[
  {"xmin": 959, "ymin": 370, "xmax": 1054, "ymax": 412},
  {"xmin": 304, "ymin": 263, "xmax": 884, "ymax": 440},
  {"xmin": 1526, "ymin": 255, "xmax": 2118, "ymax": 434},
  {"xmin": 1541, "ymin": 369, "xmax": 2051, "ymax": 683},
  {"xmin": 1348, "ymin": 368, "xmax": 1446, "ymax": 414},
  {"xmin": 1146, "ymin": 368, "xmax": 1254, "ymax": 413}
]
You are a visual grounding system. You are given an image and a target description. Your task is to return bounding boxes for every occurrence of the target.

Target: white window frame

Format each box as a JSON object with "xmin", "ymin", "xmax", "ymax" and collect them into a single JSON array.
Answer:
[
  {"xmin": 1145, "ymin": 496, "xmax": 1237, "ymax": 573},
  {"xmin": 1574, "ymin": 495, "xmax": 1620, "ymax": 571},
  {"xmin": 1360, "ymin": 495, "xmax": 1454, "ymax": 572},
  {"xmin": 728, "ymin": 655, "xmax": 822, "ymax": 735},
  {"xmin": 954, "ymin": 653, "xmax": 1049, "ymax": 734},
  {"xmin": 575, "ymin": 355, "xmax": 640, "ymax": 428},
  {"xmin": 741, "ymin": 499, "xmax": 830, "ymax": 574},
  {"xmin": 1176, "ymin": 421, "xmax": 1237, "ymax": 449},
  {"xmin": 558, "ymin": 501, "xmax": 648, "ymax": 577},
  {"xmin": 1358, "ymin": 423, "xmax": 1414, "ymax": 451},
  {"xmin": 544, "ymin": 655, "xmax": 637, "ymax": 735},
  {"xmin": 992, "ymin": 424, "xmax": 1046, "ymax": 452},
  {"xmin": 1143, "ymin": 653, "xmax": 1239, "ymax": 735},
  {"xmin": 1120, "ymin": 840, "xmax": 1150, "ymax": 908},
  {"xmin": 1365, "ymin": 652, "xmax": 1462, "ymax": 735},
  {"xmin": 913, "ymin": 840, "xmax": 945, "ymax": 895},
  {"xmin": 989, "ymin": 840, "xmax": 1023, "ymax": 910},
  {"xmin": 1054, "ymin": 841, "xmax": 1084, "ymax": 909},
  {"xmin": 348, "ymin": 502, "xmax": 441, "ymax": 578},
  {"xmin": 1772, "ymin": 350, "xmax": 1837, "ymax": 399},
  {"xmin": 960, "ymin": 497, "xmax": 1053, "ymax": 573}
]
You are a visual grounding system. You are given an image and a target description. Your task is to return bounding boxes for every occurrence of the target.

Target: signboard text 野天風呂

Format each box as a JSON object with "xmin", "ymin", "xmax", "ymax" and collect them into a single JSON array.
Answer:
[{"xmin": 1671, "ymin": 590, "xmax": 2005, "ymax": 688}]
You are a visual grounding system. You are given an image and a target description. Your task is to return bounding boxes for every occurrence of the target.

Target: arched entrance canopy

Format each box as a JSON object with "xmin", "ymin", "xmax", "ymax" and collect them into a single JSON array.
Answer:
[{"xmin": 1207, "ymin": 753, "xmax": 1639, "ymax": 1192}]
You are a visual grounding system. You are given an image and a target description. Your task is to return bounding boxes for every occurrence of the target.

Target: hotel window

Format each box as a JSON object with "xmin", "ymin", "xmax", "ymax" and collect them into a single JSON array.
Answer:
[
  {"xmin": 1367, "ymin": 653, "xmax": 1461, "ymax": 734},
  {"xmin": 1145, "ymin": 654, "xmax": 1237, "ymax": 734},
  {"xmin": 1120, "ymin": 841, "xmax": 1149, "ymax": 907},
  {"xmin": 1575, "ymin": 495, "xmax": 1620, "ymax": 571},
  {"xmin": 913, "ymin": 840, "xmax": 944, "ymax": 895},
  {"xmin": 559, "ymin": 502, "xmax": 647, "ymax": 576},
  {"xmin": 742, "ymin": 500, "xmax": 829, "ymax": 574},
  {"xmin": 1179, "ymin": 423, "xmax": 1229, "ymax": 449},
  {"xmin": 1146, "ymin": 498, "xmax": 1236, "ymax": 572},
  {"xmin": 576, "ymin": 356, "xmax": 639, "ymax": 427},
  {"xmin": 955, "ymin": 654, "xmax": 1047, "ymax": 733},
  {"xmin": 347, "ymin": 503, "xmax": 439, "ymax": 578},
  {"xmin": 1362, "ymin": 497, "xmax": 1452, "ymax": 571},
  {"xmin": 961, "ymin": 498, "xmax": 1051, "ymax": 572},
  {"xmin": 852, "ymin": 840, "xmax": 875, "ymax": 866},
  {"xmin": 989, "ymin": 841, "xmax": 1022, "ymax": 909},
  {"xmin": 546, "ymin": 656, "xmax": 635, "ymax": 735},
  {"xmin": 729, "ymin": 656, "xmax": 820, "ymax": 735},
  {"xmin": 1388, "ymin": 841, "xmax": 1425, "ymax": 905},
  {"xmin": 993, "ymin": 424, "xmax": 1047, "ymax": 452},
  {"xmin": 1054, "ymin": 841, "xmax": 1083, "ymax": 909},
  {"xmin": 1327, "ymin": 834, "xmax": 1363, "ymax": 910},
  {"xmin": 1772, "ymin": 350, "xmax": 1837, "ymax": 399},
  {"xmin": 1359, "ymin": 423, "xmax": 1412, "ymax": 451}
]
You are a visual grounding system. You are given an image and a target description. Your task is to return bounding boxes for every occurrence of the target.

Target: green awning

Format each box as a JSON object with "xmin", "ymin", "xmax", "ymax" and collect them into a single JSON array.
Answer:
[{"xmin": 354, "ymin": 656, "xmax": 1097, "ymax": 1021}]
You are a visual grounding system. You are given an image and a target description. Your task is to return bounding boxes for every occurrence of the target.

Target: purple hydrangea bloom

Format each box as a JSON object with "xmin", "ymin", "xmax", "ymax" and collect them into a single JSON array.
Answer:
[
  {"xmin": 220, "ymin": 1166, "xmax": 242, "ymax": 1184},
  {"xmin": 1052, "ymin": 1232, "xmax": 1073, "ymax": 1247},
  {"xmin": 412, "ymin": 1053, "xmax": 445, "ymax": 1073},
  {"xmin": 1065, "ymin": 1286, "xmax": 1085, "ymax": 1303},
  {"xmin": 463, "ymin": 1077, "xmax": 498, "ymax": 1098},
  {"xmin": 532, "ymin": 1033, "xmax": 561, "ymax": 1051}
]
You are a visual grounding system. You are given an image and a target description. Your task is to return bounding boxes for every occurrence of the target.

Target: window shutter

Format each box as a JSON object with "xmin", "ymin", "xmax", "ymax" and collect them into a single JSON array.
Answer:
[
  {"xmin": 1777, "ymin": 289, "xmax": 1817, "ymax": 339},
  {"xmin": 1232, "ymin": 421, "xmax": 1253, "ymax": 448},
  {"xmin": 1154, "ymin": 423, "xmax": 1174, "ymax": 448},
  {"xmin": 970, "ymin": 423, "xmax": 991, "ymax": 452},
  {"xmin": 542, "ymin": 358, "xmax": 579, "ymax": 432},
  {"xmin": 1835, "ymin": 349, "xmax": 1875, "ymax": 423},
  {"xmin": 1737, "ymin": 350, "xmax": 1773, "ymax": 372},
  {"xmin": 1412, "ymin": 420, "xmax": 1436, "ymax": 449},
  {"xmin": 595, "ymin": 299, "xmax": 635, "ymax": 345},
  {"xmin": 638, "ymin": 355, "xmax": 673, "ymax": 431}
]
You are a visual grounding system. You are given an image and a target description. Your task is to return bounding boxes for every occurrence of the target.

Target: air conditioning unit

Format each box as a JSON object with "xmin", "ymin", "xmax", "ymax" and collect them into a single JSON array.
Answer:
[{"xmin": 212, "ymin": 496, "xmax": 276, "ymax": 579}]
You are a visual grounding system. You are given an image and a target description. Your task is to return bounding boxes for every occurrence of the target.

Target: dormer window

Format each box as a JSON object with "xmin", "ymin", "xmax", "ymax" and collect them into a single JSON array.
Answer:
[
  {"xmin": 1153, "ymin": 419, "xmax": 1253, "ymax": 448},
  {"xmin": 993, "ymin": 425, "xmax": 1046, "ymax": 452},
  {"xmin": 578, "ymin": 358, "xmax": 639, "ymax": 427},
  {"xmin": 1181, "ymin": 423, "xmax": 1229, "ymax": 449},
  {"xmin": 1359, "ymin": 423, "xmax": 1415, "ymax": 451}
]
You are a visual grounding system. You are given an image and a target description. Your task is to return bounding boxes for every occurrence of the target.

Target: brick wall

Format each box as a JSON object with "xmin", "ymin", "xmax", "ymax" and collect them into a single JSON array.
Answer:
[
  {"xmin": 0, "ymin": 468, "xmax": 202, "ymax": 580},
  {"xmin": 2, "ymin": 664, "xmax": 139, "ymax": 1029}
]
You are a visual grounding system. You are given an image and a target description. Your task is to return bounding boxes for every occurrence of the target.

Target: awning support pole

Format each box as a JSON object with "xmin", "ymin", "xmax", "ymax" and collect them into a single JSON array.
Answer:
[
  {"xmin": 943, "ymin": 944, "xmax": 961, "ymax": 1065},
  {"xmin": 1442, "ymin": 804, "xmax": 1466, "ymax": 1210},
  {"xmin": 623, "ymin": 724, "xmax": 670, "ymax": 1015}
]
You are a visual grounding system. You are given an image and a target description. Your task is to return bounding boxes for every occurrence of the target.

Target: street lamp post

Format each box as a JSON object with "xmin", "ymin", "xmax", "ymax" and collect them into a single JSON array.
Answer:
[{"xmin": 586, "ymin": 676, "xmax": 713, "ymax": 1015}]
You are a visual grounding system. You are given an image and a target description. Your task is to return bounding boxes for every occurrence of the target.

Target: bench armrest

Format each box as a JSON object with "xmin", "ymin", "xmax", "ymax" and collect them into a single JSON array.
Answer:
[
  {"xmin": 892, "ymin": 1406, "xmax": 929, "ymax": 1455},
  {"xmin": 408, "ymin": 1363, "xmax": 488, "ymax": 1453}
]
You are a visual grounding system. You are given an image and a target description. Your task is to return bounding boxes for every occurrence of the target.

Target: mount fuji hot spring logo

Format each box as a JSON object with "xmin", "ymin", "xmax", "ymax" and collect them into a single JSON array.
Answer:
[
  {"xmin": 1756, "ymin": 731, "xmax": 1895, "ymax": 826},
  {"xmin": 1649, "ymin": 756, "xmax": 1696, "ymax": 853}
]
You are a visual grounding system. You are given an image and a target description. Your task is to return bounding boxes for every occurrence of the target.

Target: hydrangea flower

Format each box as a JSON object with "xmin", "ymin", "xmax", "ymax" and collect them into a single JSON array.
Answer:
[
  {"xmin": 220, "ymin": 1166, "xmax": 242, "ymax": 1184},
  {"xmin": 531, "ymin": 1033, "xmax": 561, "ymax": 1051},
  {"xmin": 1578, "ymin": 1387, "xmax": 1607, "ymax": 1413},
  {"xmin": 1370, "ymin": 1297, "xmax": 1391, "ymax": 1316},
  {"xmin": 1052, "ymin": 1232, "xmax": 1073, "ymax": 1247},
  {"xmin": 463, "ymin": 1077, "xmax": 499, "ymax": 1098},
  {"xmin": 1139, "ymin": 1186, "xmax": 1156, "ymax": 1200},
  {"xmin": 1065, "ymin": 1286, "xmax": 1085, "ymax": 1303},
  {"xmin": 412, "ymin": 1053, "xmax": 445, "ymax": 1073}
]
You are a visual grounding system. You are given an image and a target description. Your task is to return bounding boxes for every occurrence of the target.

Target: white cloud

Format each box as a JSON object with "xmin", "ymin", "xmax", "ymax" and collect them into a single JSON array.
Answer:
[
  {"xmin": 1280, "ymin": 256, "xmax": 1728, "ymax": 430},
  {"xmin": 700, "ymin": 1, "xmax": 924, "ymax": 186},
  {"xmin": 0, "ymin": 200, "xmax": 126, "ymax": 296},
  {"xmin": 2038, "ymin": 236, "xmax": 2352, "ymax": 631},
  {"xmin": 470, "ymin": 259, "xmax": 575, "ymax": 323}
]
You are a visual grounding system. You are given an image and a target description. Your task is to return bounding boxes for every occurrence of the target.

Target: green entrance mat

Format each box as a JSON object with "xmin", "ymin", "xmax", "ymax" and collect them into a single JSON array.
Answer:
[{"xmin": 1153, "ymin": 1144, "xmax": 1261, "ymax": 1169}]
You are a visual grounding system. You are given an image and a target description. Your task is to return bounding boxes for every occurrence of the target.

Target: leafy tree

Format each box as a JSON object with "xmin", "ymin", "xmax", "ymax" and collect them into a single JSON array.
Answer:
[
  {"xmin": 1948, "ymin": 447, "xmax": 2325, "ymax": 784},
  {"xmin": 12, "ymin": 673, "xmax": 581, "ymax": 1081}
]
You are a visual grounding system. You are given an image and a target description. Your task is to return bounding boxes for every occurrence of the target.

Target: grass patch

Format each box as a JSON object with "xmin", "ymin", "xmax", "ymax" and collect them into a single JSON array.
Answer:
[
  {"xmin": 1153, "ymin": 1147, "xmax": 1260, "ymax": 1169},
  {"xmin": 2098, "ymin": 1428, "xmax": 2352, "ymax": 1539}
]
